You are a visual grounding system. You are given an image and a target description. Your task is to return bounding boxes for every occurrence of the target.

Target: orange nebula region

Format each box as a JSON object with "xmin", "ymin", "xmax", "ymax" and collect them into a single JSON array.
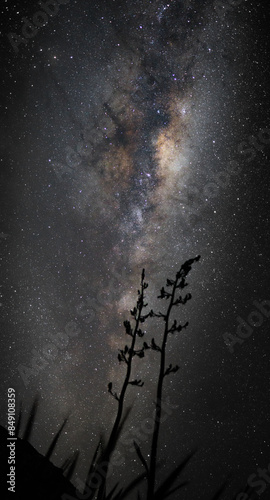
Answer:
[
  {"xmin": 128, "ymin": 96, "xmax": 194, "ymax": 274},
  {"xmin": 150, "ymin": 95, "xmax": 193, "ymax": 214},
  {"xmin": 154, "ymin": 95, "xmax": 192, "ymax": 181},
  {"xmin": 99, "ymin": 90, "xmax": 195, "ymax": 359}
]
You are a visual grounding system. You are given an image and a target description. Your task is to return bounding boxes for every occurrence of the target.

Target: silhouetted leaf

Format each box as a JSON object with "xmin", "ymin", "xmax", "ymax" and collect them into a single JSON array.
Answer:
[
  {"xmin": 116, "ymin": 470, "xmax": 148, "ymax": 500},
  {"xmin": 64, "ymin": 450, "xmax": 79, "ymax": 482},
  {"xmin": 209, "ymin": 480, "xmax": 228, "ymax": 500},
  {"xmin": 23, "ymin": 395, "xmax": 39, "ymax": 442},
  {"xmin": 162, "ymin": 480, "xmax": 189, "ymax": 499},
  {"xmin": 151, "ymin": 338, "xmax": 161, "ymax": 352},
  {"xmin": 123, "ymin": 320, "xmax": 133, "ymax": 336},
  {"xmin": 158, "ymin": 287, "xmax": 171, "ymax": 299},
  {"xmin": 45, "ymin": 418, "xmax": 68, "ymax": 460},
  {"xmin": 129, "ymin": 379, "xmax": 144, "ymax": 386},
  {"xmin": 164, "ymin": 364, "xmax": 179, "ymax": 376},
  {"xmin": 84, "ymin": 438, "xmax": 102, "ymax": 497},
  {"xmin": 105, "ymin": 482, "xmax": 120, "ymax": 500},
  {"xmin": 61, "ymin": 453, "xmax": 75, "ymax": 473},
  {"xmin": 153, "ymin": 450, "xmax": 196, "ymax": 500}
]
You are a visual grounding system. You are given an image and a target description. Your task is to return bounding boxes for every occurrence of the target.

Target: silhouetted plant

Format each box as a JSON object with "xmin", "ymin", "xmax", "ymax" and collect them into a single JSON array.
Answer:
[
  {"xmin": 46, "ymin": 418, "xmax": 68, "ymax": 461},
  {"xmin": 2, "ymin": 257, "xmax": 251, "ymax": 500},
  {"xmin": 22, "ymin": 395, "xmax": 39, "ymax": 443},
  {"xmin": 94, "ymin": 268, "xmax": 149, "ymax": 500},
  {"xmin": 143, "ymin": 255, "xmax": 201, "ymax": 500}
]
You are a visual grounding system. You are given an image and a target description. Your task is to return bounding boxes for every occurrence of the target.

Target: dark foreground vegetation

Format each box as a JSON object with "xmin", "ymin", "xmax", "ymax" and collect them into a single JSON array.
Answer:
[{"xmin": 1, "ymin": 257, "xmax": 258, "ymax": 500}]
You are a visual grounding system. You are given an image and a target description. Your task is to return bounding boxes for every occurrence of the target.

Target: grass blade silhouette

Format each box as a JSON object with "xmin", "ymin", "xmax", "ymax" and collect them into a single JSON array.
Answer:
[
  {"xmin": 65, "ymin": 450, "xmax": 80, "ymax": 482},
  {"xmin": 153, "ymin": 450, "xmax": 196, "ymax": 500},
  {"xmin": 115, "ymin": 470, "xmax": 148, "ymax": 500},
  {"xmin": 22, "ymin": 395, "xmax": 39, "ymax": 442},
  {"xmin": 61, "ymin": 453, "xmax": 76, "ymax": 473},
  {"xmin": 84, "ymin": 438, "xmax": 102, "ymax": 498},
  {"xmin": 45, "ymin": 417, "xmax": 68, "ymax": 460},
  {"xmin": 160, "ymin": 480, "xmax": 189, "ymax": 499},
  {"xmin": 209, "ymin": 480, "xmax": 228, "ymax": 500},
  {"xmin": 105, "ymin": 483, "xmax": 120, "ymax": 500},
  {"xmin": 96, "ymin": 407, "xmax": 133, "ymax": 499}
]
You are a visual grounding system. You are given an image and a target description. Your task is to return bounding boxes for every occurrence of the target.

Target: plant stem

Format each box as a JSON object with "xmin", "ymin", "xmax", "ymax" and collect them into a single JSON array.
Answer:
[
  {"xmin": 97, "ymin": 272, "xmax": 146, "ymax": 500},
  {"xmin": 147, "ymin": 277, "xmax": 178, "ymax": 500}
]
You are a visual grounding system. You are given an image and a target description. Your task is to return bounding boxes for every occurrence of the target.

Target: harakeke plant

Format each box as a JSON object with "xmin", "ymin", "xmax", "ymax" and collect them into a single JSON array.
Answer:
[
  {"xmin": 141, "ymin": 255, "xmax": 201, "ymax": 500},
  {"xmin": 95, "ymin": 269, "xmax": 149, "ymax": 500}
]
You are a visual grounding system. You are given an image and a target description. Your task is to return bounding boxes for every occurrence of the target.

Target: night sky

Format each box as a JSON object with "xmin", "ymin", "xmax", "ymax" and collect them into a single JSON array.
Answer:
[{"xmin": 1, "ymin": 0, "xmax": 270, "ymax": 498}]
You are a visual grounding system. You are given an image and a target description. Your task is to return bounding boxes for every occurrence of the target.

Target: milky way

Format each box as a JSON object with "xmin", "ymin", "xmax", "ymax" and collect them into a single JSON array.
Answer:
[{"xmin": 1, "ymin": 0, "xmax": 270, "ymax": 498}]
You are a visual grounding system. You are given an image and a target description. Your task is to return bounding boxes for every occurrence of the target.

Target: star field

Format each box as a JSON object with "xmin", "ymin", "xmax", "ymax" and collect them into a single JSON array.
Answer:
[{"xmin": 1, "ymin": 1, "xmax": 270, "ymax": 499}]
